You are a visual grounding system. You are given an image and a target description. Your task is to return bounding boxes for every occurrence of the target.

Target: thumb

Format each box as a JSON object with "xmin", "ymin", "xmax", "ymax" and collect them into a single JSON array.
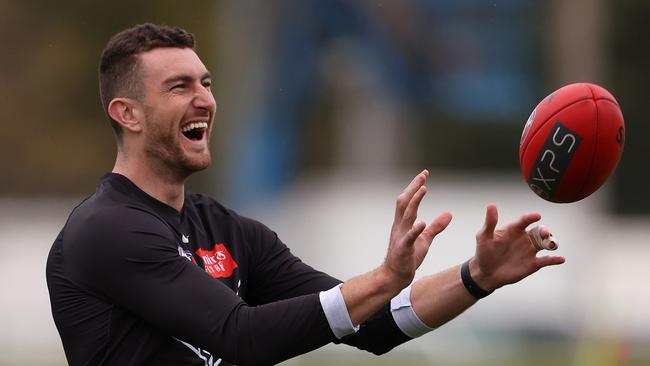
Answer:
[
  {"xmin": 421, "ymin": 211, "xmax": 453, "ymax": 243},
  {"xmin": 480, "ymin": 203, "xmax": 498, "ymax": 236}
]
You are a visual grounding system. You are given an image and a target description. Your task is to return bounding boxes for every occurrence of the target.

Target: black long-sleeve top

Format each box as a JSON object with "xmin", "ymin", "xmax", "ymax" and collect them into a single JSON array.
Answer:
[{"xmin": 46, "ymin": 173, "xmax": 409, "ymax": 365}]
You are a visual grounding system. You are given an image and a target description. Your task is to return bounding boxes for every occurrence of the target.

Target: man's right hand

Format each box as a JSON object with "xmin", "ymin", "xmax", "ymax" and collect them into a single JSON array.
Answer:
[
  {"xmin": 382, "ymin": 169, "xmax": 453, "ymax": 289},
  {"xmin": 340, "ymin": 170, "xmax": 452, "ymax": 326}
]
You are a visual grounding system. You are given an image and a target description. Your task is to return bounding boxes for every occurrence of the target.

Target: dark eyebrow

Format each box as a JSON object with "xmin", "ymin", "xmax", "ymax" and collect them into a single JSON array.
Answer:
[{"xmin": 163, "ymin": 72, "xmax": 212, "ymax": 86}]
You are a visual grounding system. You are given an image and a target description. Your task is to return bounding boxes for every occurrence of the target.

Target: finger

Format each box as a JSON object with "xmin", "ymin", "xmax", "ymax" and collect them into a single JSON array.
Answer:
[
  {"xmin": 402, "ymin": 186, "xmax": 427, "ymax": 225},
  {"xmin": 512, "ymin": 212, "xmax": 542, "ymax": 232},
  {"xmin": 395, "ymin": 170, "xmax": 428, "ymax": 218},
  {"xmin": 403, "ymin": 221, "xmax": 427, "ymax": 247},
  {"xmin": 420, "ymin": 211, "xmax": 453, "ymax": 243},
  {"xmin": 480, "ymin": 204, "xmax": 498, "ymax": 236},
  {"xmin": 538, "ymin": 226, "xmax": 550, "ymax": 238},
  {"xmin": 527, "ymin": 230, "xmax": 544, "ymax": 251},
  {"xmin": 535, "ymin": 255, "xmax": 566, "ymax": 269},
  {"xmin": 537, "ymin": 227, "xmax": 558, "ymax": 250},
  {"xmin": 528, "ymin": 225, "xmax": 559, "ymax": 251}
]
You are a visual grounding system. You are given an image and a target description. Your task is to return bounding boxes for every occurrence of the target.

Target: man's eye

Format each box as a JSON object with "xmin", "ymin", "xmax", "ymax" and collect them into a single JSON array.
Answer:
[
  {"xmin": 203, "ymin": 81, "xmax": 212, "ymax": 89},
  {"xmin": 171, "ymin": 84, "xmax": 185, "ymax": 90}
]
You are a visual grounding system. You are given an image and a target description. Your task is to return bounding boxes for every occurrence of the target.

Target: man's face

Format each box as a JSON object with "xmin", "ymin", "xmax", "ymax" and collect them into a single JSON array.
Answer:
[{"xmin": 136, "ymin": 47, "xmax": 216, "ymax": 178}]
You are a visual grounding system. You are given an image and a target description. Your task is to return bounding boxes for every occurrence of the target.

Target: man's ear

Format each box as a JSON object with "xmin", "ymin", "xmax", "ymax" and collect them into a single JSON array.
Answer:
[{"xmin": 107, "ymin": 98, "xmax": 143, "ymax": 133}]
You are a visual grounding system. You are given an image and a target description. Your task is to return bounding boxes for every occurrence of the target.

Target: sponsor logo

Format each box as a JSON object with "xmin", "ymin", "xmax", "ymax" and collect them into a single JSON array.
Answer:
[
  {"xmin": 175, "ymin": 338, "xmax": 222, "ymax": 366},
  {"xmin": 527, "ymin": 120, "xmax": 581, "ymax": 200},
  {"xmin": 178, "ymin": 246, "xmax": 194, "ymax": 262},
  {"xmin": 195, "ymin": 244, "xmax": 238, "ymax": 278}
]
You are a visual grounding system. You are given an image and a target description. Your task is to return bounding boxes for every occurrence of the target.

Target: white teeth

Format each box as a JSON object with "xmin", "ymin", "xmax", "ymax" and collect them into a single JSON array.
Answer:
[{"xmin": 181, "ymin": 122, "xmax": 208, "ymax": 132}]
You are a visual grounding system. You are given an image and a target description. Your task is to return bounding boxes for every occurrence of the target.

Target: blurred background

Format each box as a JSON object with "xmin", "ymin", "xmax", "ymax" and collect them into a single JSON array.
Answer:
[{"xmin": 1, "ymin": 0, "xmax": 649, "ymax": 365}]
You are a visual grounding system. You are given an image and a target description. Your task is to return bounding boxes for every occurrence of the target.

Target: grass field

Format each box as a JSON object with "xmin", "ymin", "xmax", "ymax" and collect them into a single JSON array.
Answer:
[
  {"xmin": 279, "ymin": 338, "xmax": 650, "ymax": 366},
  {"xmin": 4, "ymin": 332, "xmax": 649, "ymax": 365}
]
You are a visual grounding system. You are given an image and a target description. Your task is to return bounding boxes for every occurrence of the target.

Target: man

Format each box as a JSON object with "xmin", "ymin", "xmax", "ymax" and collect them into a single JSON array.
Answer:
[{"xmin": 46, "ymin": 23, "xmax": 565, "ymax": 366}]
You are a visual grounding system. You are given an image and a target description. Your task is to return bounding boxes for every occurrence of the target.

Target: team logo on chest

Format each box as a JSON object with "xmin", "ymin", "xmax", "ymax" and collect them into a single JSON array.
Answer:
[
  {"xmin": 178, "ymin": 246, "xmax": 194, "ymax": 262},
  {"xmin": 177, "ymin": 234, "xmax": 195, "ymax": 262},
  {"xmin": 195, "ymin": 243, "xmax": 238, "ymax": 278}
]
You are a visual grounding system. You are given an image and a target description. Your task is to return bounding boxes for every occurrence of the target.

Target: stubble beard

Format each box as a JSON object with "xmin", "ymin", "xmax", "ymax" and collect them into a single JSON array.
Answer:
[{"xmin": 144, "ymin": 118, "xmax": 212, "ymax": 182}]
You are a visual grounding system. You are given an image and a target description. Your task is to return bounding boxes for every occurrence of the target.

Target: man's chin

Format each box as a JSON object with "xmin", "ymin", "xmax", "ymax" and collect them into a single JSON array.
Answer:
[
  {"xmin": 185, "ymin": 156, "xmax": 211, "ymax": 173},
  {"xmin": 169, "ymin": 149, "xmax": 212, "ymax": 177}
]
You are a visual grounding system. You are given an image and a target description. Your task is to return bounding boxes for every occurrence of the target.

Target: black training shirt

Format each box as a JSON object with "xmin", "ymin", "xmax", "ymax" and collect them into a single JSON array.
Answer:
[{"xmin": 46, "ymin": 173, "xmax": 409, "ymax": 365}]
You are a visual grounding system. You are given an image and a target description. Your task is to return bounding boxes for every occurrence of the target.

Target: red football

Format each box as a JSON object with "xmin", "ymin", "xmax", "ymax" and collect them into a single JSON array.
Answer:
[{"xmin": 519, "ymin": 83, "xmax": 625, "ymax": 203}]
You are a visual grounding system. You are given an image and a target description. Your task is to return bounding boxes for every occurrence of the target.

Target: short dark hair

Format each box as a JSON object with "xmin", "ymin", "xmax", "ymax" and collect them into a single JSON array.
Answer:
[{"xmin": 99, "ymin": 23, "xmax": 195, "ymax": 139}]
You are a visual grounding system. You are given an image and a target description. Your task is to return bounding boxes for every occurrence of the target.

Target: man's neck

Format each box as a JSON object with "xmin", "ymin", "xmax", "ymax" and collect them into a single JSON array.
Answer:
[{"xmin": 112, "ymin": 155, "xmax": 186, "ymax": 211}]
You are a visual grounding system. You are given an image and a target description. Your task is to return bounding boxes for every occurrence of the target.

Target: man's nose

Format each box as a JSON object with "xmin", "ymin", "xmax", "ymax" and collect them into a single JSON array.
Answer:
[{"xmin": 193, "ymin": 86, "xmax": 216, "ymax": 111}]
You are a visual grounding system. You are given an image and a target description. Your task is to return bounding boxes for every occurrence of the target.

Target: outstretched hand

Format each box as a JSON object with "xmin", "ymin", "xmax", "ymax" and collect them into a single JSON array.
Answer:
[
  {"xmin": 340, "ymin": 170, "xmax": 452, "ymax": 326},
  {"xmin": 471, "ymin": 204, "xmax": 565, "ymax": 291},
  {"xmin": 383, "ymin": 170, "xmax": 453, "ymax": 287}
]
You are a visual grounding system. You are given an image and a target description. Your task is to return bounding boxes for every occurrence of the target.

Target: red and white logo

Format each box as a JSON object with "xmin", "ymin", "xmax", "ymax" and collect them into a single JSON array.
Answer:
[{"xmin": 195, "ymin": 244, "xmax": 238, "ymax": 278}]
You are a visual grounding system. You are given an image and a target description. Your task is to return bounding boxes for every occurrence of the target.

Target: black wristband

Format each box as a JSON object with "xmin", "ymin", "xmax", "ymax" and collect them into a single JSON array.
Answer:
[{"xmin": 461, "ymin": 260, "xmax": 492, "ymax": 299}]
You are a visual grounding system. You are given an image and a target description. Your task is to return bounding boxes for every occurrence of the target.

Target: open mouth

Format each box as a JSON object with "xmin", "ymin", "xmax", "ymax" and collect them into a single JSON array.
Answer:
[{"xmin": 181, "ymin": 122, "xmax": 208, "ymax": 141}]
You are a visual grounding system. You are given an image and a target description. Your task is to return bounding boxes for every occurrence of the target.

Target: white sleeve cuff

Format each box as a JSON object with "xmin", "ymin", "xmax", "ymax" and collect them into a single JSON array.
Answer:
[
  {"xmin": 390, "ymin": 283, "xmax": 434, "ymax": 338},
  {"xmin": 319, "ymin": 284, "xmax": 359, "ymax": 339}
]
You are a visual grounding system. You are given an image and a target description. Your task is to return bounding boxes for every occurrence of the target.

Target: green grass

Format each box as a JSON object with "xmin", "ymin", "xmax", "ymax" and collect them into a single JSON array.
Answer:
[{"xmin": 6, "ymin": 340, "xmax": 650, "ymax": 366}]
